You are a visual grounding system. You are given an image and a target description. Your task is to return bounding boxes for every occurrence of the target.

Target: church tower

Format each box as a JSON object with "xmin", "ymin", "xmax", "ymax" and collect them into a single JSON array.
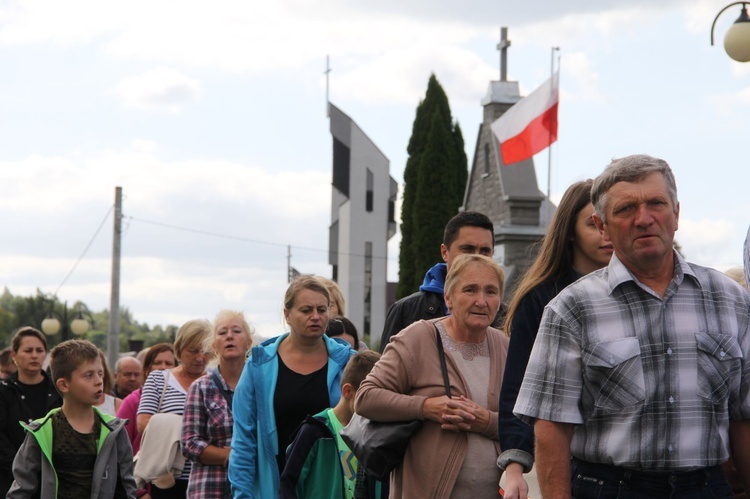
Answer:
[{"xmin": 462, "ymin": 28, "xmax": 552, "ymax": 298}]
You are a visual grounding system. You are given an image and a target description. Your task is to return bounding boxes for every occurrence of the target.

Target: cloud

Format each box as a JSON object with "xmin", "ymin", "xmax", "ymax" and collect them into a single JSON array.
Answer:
[
  {"xmin": 334, "ymin": 46, "xmax": 496, "ymax": 107},
  {"xmin": 0, "ymin": 0, "xmax": 113, "ymax": 45},
  {"xmin": 0, "ymin": 143, "xmax": 330, "ymax": 219},
  {"xmin": 0, "ymin": 142, "xmax": 334, "ymax": 336},
  {"xmin": 114, "ymin": 67, "xmax": 201, "ymax": 112},
  {"xmin": 676, "ymin": 217, "xmax": 740, "ymax": 266},
  {"xmin": 0, "ymin": 0, "xmax": 701, "ymax": 113},
  {"xmin": 730, "ymin": 61, "xmax": 750, "ymax": 77},
  {"xmin": 559, "ymin": 52, "xmax": 605, "ymax": 103},
  {"xmin": 706, "ymin": 85, "xmax": 750, "ymax": 115}
]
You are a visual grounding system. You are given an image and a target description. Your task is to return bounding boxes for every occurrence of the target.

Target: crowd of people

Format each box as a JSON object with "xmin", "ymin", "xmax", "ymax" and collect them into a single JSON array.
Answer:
[{"xmin": 0, "ymin": 153, "xmax": 749, "ymax": 498}]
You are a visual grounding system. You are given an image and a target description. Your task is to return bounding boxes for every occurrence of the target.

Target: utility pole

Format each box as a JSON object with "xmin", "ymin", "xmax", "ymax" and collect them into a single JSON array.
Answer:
[
  {"xmin": 287, "ymin": 245, "xmax": 292, "ymax": 283},
  {"xmin": 108, "ymin": 186, "xmax": 122, "ymax": 371}
]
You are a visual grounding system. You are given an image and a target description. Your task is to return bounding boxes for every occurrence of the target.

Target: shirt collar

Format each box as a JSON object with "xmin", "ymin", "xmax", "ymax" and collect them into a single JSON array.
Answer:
[{"xmin": 606, "ymin": 250, "xmax": 698, "ymax": 295}]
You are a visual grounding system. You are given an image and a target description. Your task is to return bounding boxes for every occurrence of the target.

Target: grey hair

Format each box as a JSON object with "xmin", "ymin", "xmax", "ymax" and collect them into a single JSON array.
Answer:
[
  {"xmin": 114, "ymin": 355, "xmax": 142, "ymax": 372},
  {"xmin": 591, "ymin": 154, "xmax": 678, "ymax": 223}
]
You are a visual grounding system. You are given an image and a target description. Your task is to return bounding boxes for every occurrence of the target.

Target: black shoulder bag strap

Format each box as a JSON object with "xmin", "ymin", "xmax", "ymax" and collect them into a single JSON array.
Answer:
[
  {"xmin": 210, "ymin": 368, "xmax": 234, "ymax": 411},
  {"xmin": 434, "ymin": 324, "xmax": 452, "ymax": 398}
]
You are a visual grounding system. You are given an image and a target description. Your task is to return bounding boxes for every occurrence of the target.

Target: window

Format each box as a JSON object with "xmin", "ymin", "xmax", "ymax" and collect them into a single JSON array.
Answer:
[
  {"xmin": 364, "ymin": 242, "xmax": 372, "ymax": 335},
  {"xmin": 366, "ymin": 169, "xmax": 374, "ymax": 212},
  {"xmin": 333, "ymin": 138, "xmax": 350, "ymax": 197},
  {"xmin": 483, "ymin": 143, "xmax": 490, "ymax": 176}
]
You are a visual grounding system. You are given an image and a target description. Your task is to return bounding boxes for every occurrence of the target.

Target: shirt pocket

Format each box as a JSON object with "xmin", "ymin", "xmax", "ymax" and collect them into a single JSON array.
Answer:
[
  {"xmin": 582, "ymin": 337, "xmax": 646, "ymax": 410},
  {"xmin": 207, "ymin": 400, "xmax": 227, "ymax": 427},
  {"xmin": 695, "ymin": 332, "xmax": 742, "ymax": 405}
]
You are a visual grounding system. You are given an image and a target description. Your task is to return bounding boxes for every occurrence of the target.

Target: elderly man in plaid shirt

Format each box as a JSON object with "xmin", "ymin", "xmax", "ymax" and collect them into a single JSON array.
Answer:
[{"xmin": 514, "ymin": 154, "xmax": 750, "ymax": 499}]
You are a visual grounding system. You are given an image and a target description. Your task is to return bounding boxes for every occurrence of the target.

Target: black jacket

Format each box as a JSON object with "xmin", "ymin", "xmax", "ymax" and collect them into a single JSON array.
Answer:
[
  {"xmin": 0, "ymin": 371, "xmax": 62, "ymax": 496},
  {"xmin": 379, "ymin": 290, "xmax": 505, "ymax": 353},
  {"xmin": 497, "ymin": 267, "xmax": 581, "ymax": 472}
]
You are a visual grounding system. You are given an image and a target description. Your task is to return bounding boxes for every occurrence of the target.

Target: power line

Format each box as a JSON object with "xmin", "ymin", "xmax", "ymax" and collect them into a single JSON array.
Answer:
[
  {"xmin": 124, "ymin": 215, "xmax": 398, "ymax": 262},
  {"xmin": 54, "ymin": 206, "xmax": 114, "ymax": 296}
]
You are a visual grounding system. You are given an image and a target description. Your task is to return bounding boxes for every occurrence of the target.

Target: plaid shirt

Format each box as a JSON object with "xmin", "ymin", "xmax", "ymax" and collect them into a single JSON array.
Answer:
[
  {"xmin": 182, "ymin": 369, "xmax": 234, "ymax": 499},
  {"xmin": 515, "ymin": 252, "xmax": 750, "ymax": 470}
]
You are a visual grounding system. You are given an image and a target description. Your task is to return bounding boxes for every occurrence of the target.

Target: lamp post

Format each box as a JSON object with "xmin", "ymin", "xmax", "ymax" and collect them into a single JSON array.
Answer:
[
  {"xmin": 40, "ymin": 301, "xmax": 93, "ymax": 342},
  {"xmin": 711, "ymin": 2, "xmax": 750, "ymax": 62}
]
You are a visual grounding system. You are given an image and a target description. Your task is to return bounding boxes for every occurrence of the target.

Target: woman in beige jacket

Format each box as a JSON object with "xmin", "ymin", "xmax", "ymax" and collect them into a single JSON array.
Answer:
[{"xmin": 355, "ymin": 254, "xmax": 509, "ymax": 498}]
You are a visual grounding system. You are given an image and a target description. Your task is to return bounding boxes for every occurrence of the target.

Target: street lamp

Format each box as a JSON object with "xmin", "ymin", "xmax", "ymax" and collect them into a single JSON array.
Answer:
[
  {"xmin": 40, "ymin": 301, "xmax": 93, "ymax": 342},
  {"xmin": 711, "ymin": 2, "xmax": 750, "ymax": 62}
]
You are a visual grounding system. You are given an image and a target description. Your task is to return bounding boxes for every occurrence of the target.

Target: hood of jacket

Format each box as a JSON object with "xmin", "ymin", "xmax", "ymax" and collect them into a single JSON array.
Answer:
[
  {"xmin": 419, "ymin": 262, "xmax": 447, "ymax": 295},
  {"xmin": 22, "ymin": 407, "xmax": 125, "ymax": 455}
]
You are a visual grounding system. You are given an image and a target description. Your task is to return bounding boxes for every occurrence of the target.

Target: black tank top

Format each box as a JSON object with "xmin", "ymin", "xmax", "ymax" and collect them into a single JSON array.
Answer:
[{"xmin": 273, "ymin": 354, "xmax": 329, "ymax": 473}]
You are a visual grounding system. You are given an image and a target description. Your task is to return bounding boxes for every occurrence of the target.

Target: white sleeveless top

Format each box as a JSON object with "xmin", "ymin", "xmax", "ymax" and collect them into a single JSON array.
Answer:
[{"xmin": 97, "ymin": 394, "xmax": 117, "ymax": 416}]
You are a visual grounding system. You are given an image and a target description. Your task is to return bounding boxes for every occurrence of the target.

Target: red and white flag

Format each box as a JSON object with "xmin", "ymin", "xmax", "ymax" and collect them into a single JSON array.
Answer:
[{"xmin": 491, "ymin": 71, "xmax": 559, "ymax": 166}]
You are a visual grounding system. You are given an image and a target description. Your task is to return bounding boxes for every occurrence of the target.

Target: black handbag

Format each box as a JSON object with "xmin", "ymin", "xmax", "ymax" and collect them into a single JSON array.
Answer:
[{"xmin": 341, "ymin": 325, "xmax": 451, "ymax": 481}]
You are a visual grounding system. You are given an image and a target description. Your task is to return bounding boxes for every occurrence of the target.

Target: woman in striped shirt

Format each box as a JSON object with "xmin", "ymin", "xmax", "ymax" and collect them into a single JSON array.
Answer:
[{"xmin": 137, "ymin": 319, "xmax": 212, "ymax": 498}]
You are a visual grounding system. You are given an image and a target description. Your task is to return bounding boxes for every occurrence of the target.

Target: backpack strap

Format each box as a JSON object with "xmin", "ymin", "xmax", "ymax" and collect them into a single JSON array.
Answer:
[
  {"xmin": 157, "ymin": 369, "xmax": 170, "ymax": 412},
  {"xmin": 210, "ymin": 368, "xmax": 233, "ymax": 411},
  {"xmin": 434, "ymin": 324, "xmax": 452, "ymax": 398}
]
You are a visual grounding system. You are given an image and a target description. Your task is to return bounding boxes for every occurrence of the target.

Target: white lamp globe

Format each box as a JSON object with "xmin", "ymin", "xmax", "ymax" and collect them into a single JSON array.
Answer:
[
  {"xmin": 41, "ymin": 317, "xmax": 61, "ymax": 336},
  {"xmin": 70, "ymin": 317, "xmax": 91, "ymax": 336},
  {"xmin": 724, "ymin": 5, "xmax": 750, "ymax": 62}
]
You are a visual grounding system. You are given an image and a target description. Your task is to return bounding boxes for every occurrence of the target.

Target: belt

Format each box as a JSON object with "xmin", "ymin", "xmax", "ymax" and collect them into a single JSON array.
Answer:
[{"xmin": 572, "ymin": 458, "xmax": 721, "ymax": 489}]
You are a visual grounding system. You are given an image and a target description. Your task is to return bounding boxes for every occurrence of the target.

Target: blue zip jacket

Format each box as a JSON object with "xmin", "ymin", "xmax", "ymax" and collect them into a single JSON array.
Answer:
[{"xmin": 229, "ymin": 333, "xmax": 355, "ymax": 499}]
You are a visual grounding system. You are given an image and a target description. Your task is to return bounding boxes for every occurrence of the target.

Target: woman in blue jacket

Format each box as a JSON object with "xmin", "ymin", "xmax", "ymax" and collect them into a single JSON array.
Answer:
[
  {"xmin": 229, "ymin": 276, "xmax": 355, "ymax": 498},
  {"xmin": 497, "ymin": 180, "xmax": 612, "ymax": 499}
]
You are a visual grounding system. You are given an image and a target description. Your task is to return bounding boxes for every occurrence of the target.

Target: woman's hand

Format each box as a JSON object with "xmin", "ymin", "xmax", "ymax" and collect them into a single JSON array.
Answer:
[
  {"xmin": 423, "ymin": 395, "xmax": 490, "ymax": 433},
  {"xmin": 199, "ymin": 444, "xmax": 232, "ymax": 466},
  {"xmin": 501, "ymin": 462, "xmax": 530, "ymax": 499},
  {"xmin": 422, "ymin": 395, "xmax": 452, "ymax": 424},
  {"xmin": 442, "ymin": 395, "xmax": 490, "ymax": 433}
]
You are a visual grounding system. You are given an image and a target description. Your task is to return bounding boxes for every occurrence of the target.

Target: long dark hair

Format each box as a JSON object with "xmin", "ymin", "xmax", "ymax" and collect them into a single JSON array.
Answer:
[
  {"xmin": 326, "ymin": 316, "xmax": 359, "ymax": 348},
  {"xmin": 504, "ymin": 180, "xmax": 593, "ymax": 337}
]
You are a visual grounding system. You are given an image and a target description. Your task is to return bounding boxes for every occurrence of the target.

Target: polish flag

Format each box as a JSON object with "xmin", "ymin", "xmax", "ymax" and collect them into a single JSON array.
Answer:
[{"xmin": 491, "ymin": 71, "xmax": 559, "ymax": 166}]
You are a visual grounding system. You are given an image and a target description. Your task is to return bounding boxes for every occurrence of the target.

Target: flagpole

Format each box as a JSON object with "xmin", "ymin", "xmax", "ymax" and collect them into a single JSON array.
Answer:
[
  {"xmin": 287, "ymin": 245, "xmax": 292, "ymax": 283},
  {"xmin": 548, "ymin": 47, "xmax": 560, "ymax": 202}
]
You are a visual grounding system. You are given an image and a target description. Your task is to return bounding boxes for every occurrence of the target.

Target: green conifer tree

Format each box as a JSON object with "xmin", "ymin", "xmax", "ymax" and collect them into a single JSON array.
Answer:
[{"xmin": 396, "ymin": 75, "xmax": 468, "ymax": 298}]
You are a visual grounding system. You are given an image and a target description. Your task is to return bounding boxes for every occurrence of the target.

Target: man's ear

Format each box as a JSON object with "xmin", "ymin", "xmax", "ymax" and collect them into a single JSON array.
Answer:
[
  {"xmin": 440, "ymin": 243, "xmax": 449, "ymax": 263},
  {"xmin": 592, "ymin": 213, "xmax": 611, "ymax": 242},
  {"xmin": 56, "ymin": 377, "xmax": 69, "ymax": 394}
]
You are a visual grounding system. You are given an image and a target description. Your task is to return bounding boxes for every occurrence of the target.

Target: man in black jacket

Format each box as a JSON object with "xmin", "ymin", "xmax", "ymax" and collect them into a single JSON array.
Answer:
[{"xmin": 379, "ymin": 211, "xmax": 502, "ymax": 352}]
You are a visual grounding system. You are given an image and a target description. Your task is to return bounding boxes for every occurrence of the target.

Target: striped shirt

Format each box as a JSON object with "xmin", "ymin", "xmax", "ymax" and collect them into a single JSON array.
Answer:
[
  {"xmin": 515, "ymin": 252, "xmax": 750, "ymax": 471},
  {"xmin": 138, "ymin": 368, "xmax": 192, "ymax": 476}
]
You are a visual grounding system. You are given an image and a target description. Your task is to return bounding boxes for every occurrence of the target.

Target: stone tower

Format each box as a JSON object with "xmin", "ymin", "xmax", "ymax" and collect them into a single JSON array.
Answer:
[{"xmin": 462, "ymin": 30, "xmax": 553, "ymax": 298}]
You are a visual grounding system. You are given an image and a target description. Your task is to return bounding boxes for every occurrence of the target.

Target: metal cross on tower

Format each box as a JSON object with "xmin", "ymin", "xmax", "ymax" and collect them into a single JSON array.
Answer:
[
  {"xmin": 497, "ymin": 27, "xmax": 511, "ymax": 81},
  {"xmin": 325, "ymin": 55, "xmax": 332, "ymax": 117}
]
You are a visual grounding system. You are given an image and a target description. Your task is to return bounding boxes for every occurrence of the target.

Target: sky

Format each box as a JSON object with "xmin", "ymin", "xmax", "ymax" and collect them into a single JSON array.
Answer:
[{"xmin": 1, "ymin": 0, "xmax": 749, "ymax": 341}]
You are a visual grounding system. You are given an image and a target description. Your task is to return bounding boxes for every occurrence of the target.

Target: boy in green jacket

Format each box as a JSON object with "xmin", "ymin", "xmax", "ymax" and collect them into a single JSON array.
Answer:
[
  {"xmin": 8, "ymin": 339, "xmax": 137, "ymax": 498},
  {"xmin": 280, "ymin": 350, "xmax": 381, "ymax": 499}
]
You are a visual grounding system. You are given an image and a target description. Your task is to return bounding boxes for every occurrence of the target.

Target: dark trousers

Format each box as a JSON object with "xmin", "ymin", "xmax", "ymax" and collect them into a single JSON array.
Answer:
[
  {"xmin": 150, "ymin": 479, "xmax": 188, "ymax": 499},
  {"xmin": 571, "ymin": 458, "xmax": 734, "ymax": 499}
]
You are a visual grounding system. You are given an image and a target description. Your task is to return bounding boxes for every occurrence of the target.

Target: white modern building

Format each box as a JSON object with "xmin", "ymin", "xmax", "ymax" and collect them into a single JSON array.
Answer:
[{"xmin": 328, "ymin": 103, "xmax": 397, "ymax": 339}]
